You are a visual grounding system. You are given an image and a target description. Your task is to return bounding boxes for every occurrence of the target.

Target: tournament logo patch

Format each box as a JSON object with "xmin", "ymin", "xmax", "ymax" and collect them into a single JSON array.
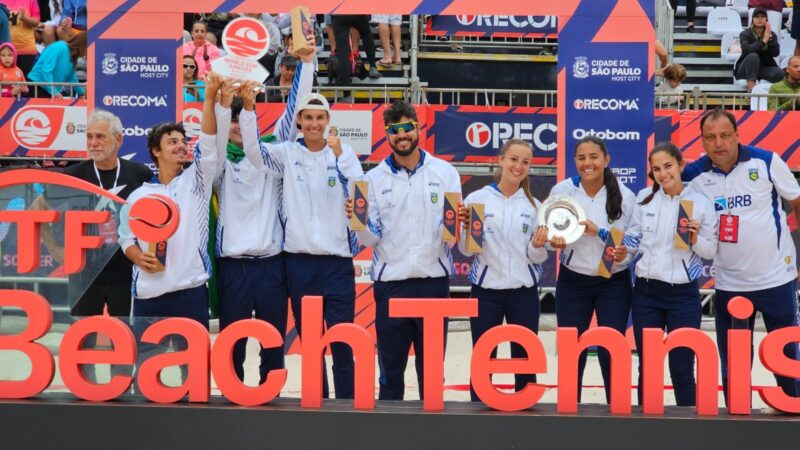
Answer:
[
  {"xmin": 749, "ymin": 169, "xmax": 759, "ymax": 181},
  {"xmin": 328, "ymin": 177, "xmax": 336, "ymax": 187},
  {"xmin": 522, "ymin": 224, "xmax": 528, "ymax": 233},
  {"xmin": 430, "ymin": 192, "xmax": 438, "ymax": 204}
]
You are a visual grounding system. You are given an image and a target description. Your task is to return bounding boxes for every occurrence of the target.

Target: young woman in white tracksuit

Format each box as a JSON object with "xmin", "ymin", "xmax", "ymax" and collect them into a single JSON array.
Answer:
[
  {"xmin": 244, "ymin": 92, "xmax": 363, "ymax": 400},
  {"xmin": 548, "ymin": 135, "xmax": 637, "ymax": 403},
  {"xmin": 458, "ymin": 139, "xmax": 549, "ymax": 402},
  {"xmin": 622, "ymin": 142, "xmax": 717, "ymax": 407}
]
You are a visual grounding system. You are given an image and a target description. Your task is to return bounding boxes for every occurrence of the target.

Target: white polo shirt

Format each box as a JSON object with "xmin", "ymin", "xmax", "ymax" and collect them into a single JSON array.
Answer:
[
  {"xmin": 356, "ymin": 151, "xmax": 462, "ymax": 281},
  {"xmin": 459, "ymin": 184, "xmax": 548, "ymax": 290},
  {"xmin": 548, "ymin": 176, "xmax": 637, "ymax": 277},
  {"xmin": 684, "ymin": 145, "xmax": 800, "ymax": 291}
]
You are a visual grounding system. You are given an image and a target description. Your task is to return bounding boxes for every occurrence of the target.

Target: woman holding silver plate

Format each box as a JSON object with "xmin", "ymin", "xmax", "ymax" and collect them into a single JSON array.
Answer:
[
  {"xmin": 457, "ymin": 139, "xmax": 550, "ymax": 401},
  {"xmin": 546, "ymin": 135, "xmax": 637, "ymax": 403}
]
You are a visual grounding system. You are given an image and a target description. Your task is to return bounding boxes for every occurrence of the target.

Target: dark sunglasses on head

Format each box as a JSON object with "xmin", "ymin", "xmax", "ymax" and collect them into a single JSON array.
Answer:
[
  {"xmin": 183, "ymin": 64, "xmax": 197, "ymax": 69},
  {"xmin": 385, "ymin": 121, "xmax": 418, "ymax": 135}
]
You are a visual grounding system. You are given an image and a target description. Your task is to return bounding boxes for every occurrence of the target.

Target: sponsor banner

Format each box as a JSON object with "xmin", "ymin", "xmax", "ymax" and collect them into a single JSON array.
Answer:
[
  {"xmin": 0, "ymin": 99, "xmax": 87, "ymax": 158},
  {"xmin": 563, "ymin": 42, "xmax": 653, "ymax": 193},
  {"xmin": 426, "ymin": 105, "xmax": 558, "ymax": 165},
  {"xmin": 328, "ymin": 110, "xmax": 373, "ymax": 155},
  {"xmin": 95, "ymin": 39, "xmax": 177, "ymax": 165},
  {"xmin": 678, "ymin": 110, "xmax": 800, "ymax": 169},
  {"xmin": 425, "ymin": 15, "xmax": 557, "ymax": 38}
]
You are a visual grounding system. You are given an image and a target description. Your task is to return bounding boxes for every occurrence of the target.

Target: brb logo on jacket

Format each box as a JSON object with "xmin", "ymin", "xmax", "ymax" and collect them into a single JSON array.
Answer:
[
  {"xmin": 465, "ymin": 121, "xmax": 556, "ymax": 151},
  {"xmin": 11, "ymin": 106, "xmax": 65, "ymax": 149},
  {"xmin": 714, "ymin": 195, "xmax": 752, "ymax": 212},
  {"xmin": 222, "ymin": 17, "xmax": 270, "ymax": 60}
]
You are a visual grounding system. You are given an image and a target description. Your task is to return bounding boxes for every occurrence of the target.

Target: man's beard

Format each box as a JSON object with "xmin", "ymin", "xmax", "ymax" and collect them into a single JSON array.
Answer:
[{"xmin": 390, "ymin": 135, "xmax": 418, "ymax": 157}]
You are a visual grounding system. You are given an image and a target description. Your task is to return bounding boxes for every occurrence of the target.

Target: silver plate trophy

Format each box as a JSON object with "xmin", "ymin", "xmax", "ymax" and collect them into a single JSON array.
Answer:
[{"xmin": 537, "ymin": 195, "xmax": 587, "ymax": 245}]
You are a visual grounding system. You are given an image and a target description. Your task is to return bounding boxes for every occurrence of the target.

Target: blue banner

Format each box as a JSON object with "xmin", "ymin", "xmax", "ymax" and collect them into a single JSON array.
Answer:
[
  {"xmin": 428, "ymin": 106, "xmax": 557, "ymax": 164},
  {"xmin": 562, "ymin": 41, "xmax": 653, "ymax": 193},
  {"xmin": 94, "ymin": 39, "xmax": 178, "ymax": 168},
  {"xmin": 427, "ymin": 15, "xmax": 557, "ymax": 37}
]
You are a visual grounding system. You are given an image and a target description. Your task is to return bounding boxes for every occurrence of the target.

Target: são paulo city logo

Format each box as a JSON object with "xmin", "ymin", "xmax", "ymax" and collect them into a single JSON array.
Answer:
[
  {"xmin": 465, "ymin": 121, "xmax": 556, "ymax": 151},
  {"xmin": 572, "ymin": 56, "xmax": 642, "ymax": 82},
  {"xmin": 101, "ymin": 52, "xmax": 118, "ymax": 76}
]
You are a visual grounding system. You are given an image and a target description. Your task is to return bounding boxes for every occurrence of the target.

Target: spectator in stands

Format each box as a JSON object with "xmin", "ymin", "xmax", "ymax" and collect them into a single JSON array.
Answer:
[
  {"xmin": 768, "ymin": 55, "xmax": 800, "ymax": 110},
  {"xmin": 331, "ymin": 14, "xmax": 381, "ymax": 91},
  {"xmin": 55, "ymin": 0, "xmax": 84, "ymax": 41},
  {"xmin": 27, "ymin": 30, "xmax": 85, "ymax": 98},
  {"xmin": 41, "ymin": 0, "xmax": 63, "ymax": 45},
  {"xmin": 0, "ymin": 4, "xmax": 11, "ymax": 44},
  {"xmin": 670, "ymin": 0, "xmax": 696, "ymax": 33},
  {"xmin": 264, "ymin": 54, "xmax": 297, "ymax": 103},
  {"xmin": 792, "ymin": 0, "xmax": 799, "ymax": 57},
  {"xmin": 0, "ymin": 42, "xmax": 28, "ymax": 97},
  {"xmin": 656, "ymin": 63, "xmax": 687, "ymax": 108},
  {"xmin": 182, "ymin": 54, "xmax": 204, "ymax": 102},
  {"xmin": 748, "ymin": 0, "xmax": 784, "ymax": 14},
  {"xmin": 182, "ymin": 20, "xmax": 221, "ymax": 80},
  {"xmin": 6, "ymin": 0, "xmax": 42, "ymax": 75},
  {"xmin": 734, "ymin": 7, "xmax": 783, "ymax": 92},
  {"xmin": 374, "ymin": 14, "xmax": 402, "ymax": 66}
]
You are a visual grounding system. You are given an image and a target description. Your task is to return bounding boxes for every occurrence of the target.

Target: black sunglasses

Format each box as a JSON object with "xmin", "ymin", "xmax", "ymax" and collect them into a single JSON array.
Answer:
[{"xmin": 183, "ymin": 64, "xmax": 197, "ymax": 70}]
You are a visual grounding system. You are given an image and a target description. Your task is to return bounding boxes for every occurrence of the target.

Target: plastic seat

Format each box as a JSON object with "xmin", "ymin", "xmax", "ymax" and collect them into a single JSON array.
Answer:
[
  {"xmin": 708, "ymin": 7, "xmax": 744, "ymax": 36},
  {"xmin": 721, "ymin": 31, "xmax": 742, "ymax": 61},
  {"xmin": 750, "ymin": 82, "xmax": 771, "ymax": 110},
  {"xmin": 779, "ymin": 32, "xmax": 796, "ymax": 57}
]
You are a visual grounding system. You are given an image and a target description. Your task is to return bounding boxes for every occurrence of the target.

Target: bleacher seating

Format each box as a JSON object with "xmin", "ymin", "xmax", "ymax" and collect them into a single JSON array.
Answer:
[
  {"xmin": 720, "ymin": 31, "xmax": 741, "ymax": 61},
  {"xmin": 750, "ymin": 82, "xmax": 771, "ymax": 110},
  {"xmin": 707, "ymin": 7, "xmax": 743, "ymax": 36}
]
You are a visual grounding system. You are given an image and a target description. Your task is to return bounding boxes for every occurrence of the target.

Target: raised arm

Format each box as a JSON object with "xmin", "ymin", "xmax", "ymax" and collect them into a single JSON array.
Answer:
[{"xmin": 274, "ymin": 35, "xmax": 317, "ymax": 143}]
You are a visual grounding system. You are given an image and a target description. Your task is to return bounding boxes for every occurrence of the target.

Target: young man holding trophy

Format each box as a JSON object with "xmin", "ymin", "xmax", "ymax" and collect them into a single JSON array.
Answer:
[
  {"xmin": 119, "ymin": 71, "xmax": 225, "ymax": 383},
  {"xmin": 345, "ymin": 101, "xmax": 461, "ymax": 400},
  {"xmin": 212, "ymin": 36, "xmax": 316, "ymax": 384},
  {"xmin": 246, "ymin": 91, "xmax": 363, "ymax": 400}
]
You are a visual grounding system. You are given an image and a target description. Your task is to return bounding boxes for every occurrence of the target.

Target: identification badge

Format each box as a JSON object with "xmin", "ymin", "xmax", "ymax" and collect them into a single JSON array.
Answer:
[
  {"xmin": 719, "ymin": 214, "xmax": 739, "ymax": 243},
  {"xmin": 97, "ymin": 214, "xmax": 118, "ymax": 246}
]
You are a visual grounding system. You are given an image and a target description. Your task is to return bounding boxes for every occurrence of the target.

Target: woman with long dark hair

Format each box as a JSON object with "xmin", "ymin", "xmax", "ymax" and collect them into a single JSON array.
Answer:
[
  {"xmin": 458, "ymin": 139, "xmax": 549, "ymax": 401},
  {"xmin": 547, "ymin": 135, "xmax": 636, "ymax": 403},
  {"xmin": 734, "ymin": 7, "xmax": 783, "ymax": 91},
  {"xmin": 622, "ymin": 142, "xmax": 717, "ymax": 407}
]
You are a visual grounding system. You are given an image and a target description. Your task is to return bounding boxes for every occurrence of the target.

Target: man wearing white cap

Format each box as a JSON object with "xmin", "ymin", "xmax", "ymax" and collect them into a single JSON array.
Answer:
[{"xmin": 244, "ymin": 92, "xmax": 363, "ymax": 399}]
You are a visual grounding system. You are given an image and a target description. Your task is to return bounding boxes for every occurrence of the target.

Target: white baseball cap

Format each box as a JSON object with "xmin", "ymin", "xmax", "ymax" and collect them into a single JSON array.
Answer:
[{"xmin": 297, "ymin": 93, "xmax": 330, "ymax": 113}]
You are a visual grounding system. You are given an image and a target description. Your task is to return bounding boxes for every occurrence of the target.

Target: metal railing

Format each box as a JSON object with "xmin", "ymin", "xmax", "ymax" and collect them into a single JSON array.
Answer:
[
  {"xmin": 1, "ymin": 81, "xmax": 86, "ymax": 98},
  {"xmin": 656, "ymin": 0, "xmax": 675, "ymax": 62},
  {"xmin": 421, "ymin": 87, "xmax": 557, "ymax": 107},
  {"xmin": 416, "ymin": 15, "xmax": 558, "ymax": 54}
]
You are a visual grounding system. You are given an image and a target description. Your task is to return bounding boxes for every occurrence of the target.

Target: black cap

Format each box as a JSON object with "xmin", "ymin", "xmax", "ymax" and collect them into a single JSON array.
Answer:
[
  {"xmin": 752, "ymin": 7, "xmax": 768, "ymax": 18},
  {"xmin": 281, "ymin": 55, "xmax": 298, "ymax": 67}
]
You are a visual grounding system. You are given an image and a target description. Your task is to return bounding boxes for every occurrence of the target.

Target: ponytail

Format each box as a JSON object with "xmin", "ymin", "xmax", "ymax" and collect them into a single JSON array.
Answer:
[
  {"xmin": 603, "ymin": 167, "xmax": 623, "ymax": 222},
  {"xmin": 639, "ymin": 142, "xmax": 683, "ymax": 206}
]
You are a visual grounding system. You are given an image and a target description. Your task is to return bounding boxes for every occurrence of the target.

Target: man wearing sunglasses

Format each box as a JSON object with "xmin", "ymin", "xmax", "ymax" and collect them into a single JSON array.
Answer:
[{"xmin": 347, "ymin": 100, "xmax": 461, "ymax": 400}]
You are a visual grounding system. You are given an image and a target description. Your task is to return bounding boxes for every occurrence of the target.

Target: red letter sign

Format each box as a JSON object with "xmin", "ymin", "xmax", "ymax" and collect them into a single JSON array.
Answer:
[
  {"xmin": 0, "ymin": 290, "xmax": 54, "ymax": 398},
  {"xmin": 390, "ymin": 298, "xmax": 478, "ymax": 411},
  {"xmin": 59, "ymin": 316, "xmax": 136, "ymax": 401},
  {"xmin": 471, "ymin": 324, "xmax": 547, "ymax": 411},
  {"xmin": 0, "ymin": 210, "xmax": 58, "ymax": 273},
  {"xmin": 211, "ymin": 319, "xmax": 287, "ymax": 406}
]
